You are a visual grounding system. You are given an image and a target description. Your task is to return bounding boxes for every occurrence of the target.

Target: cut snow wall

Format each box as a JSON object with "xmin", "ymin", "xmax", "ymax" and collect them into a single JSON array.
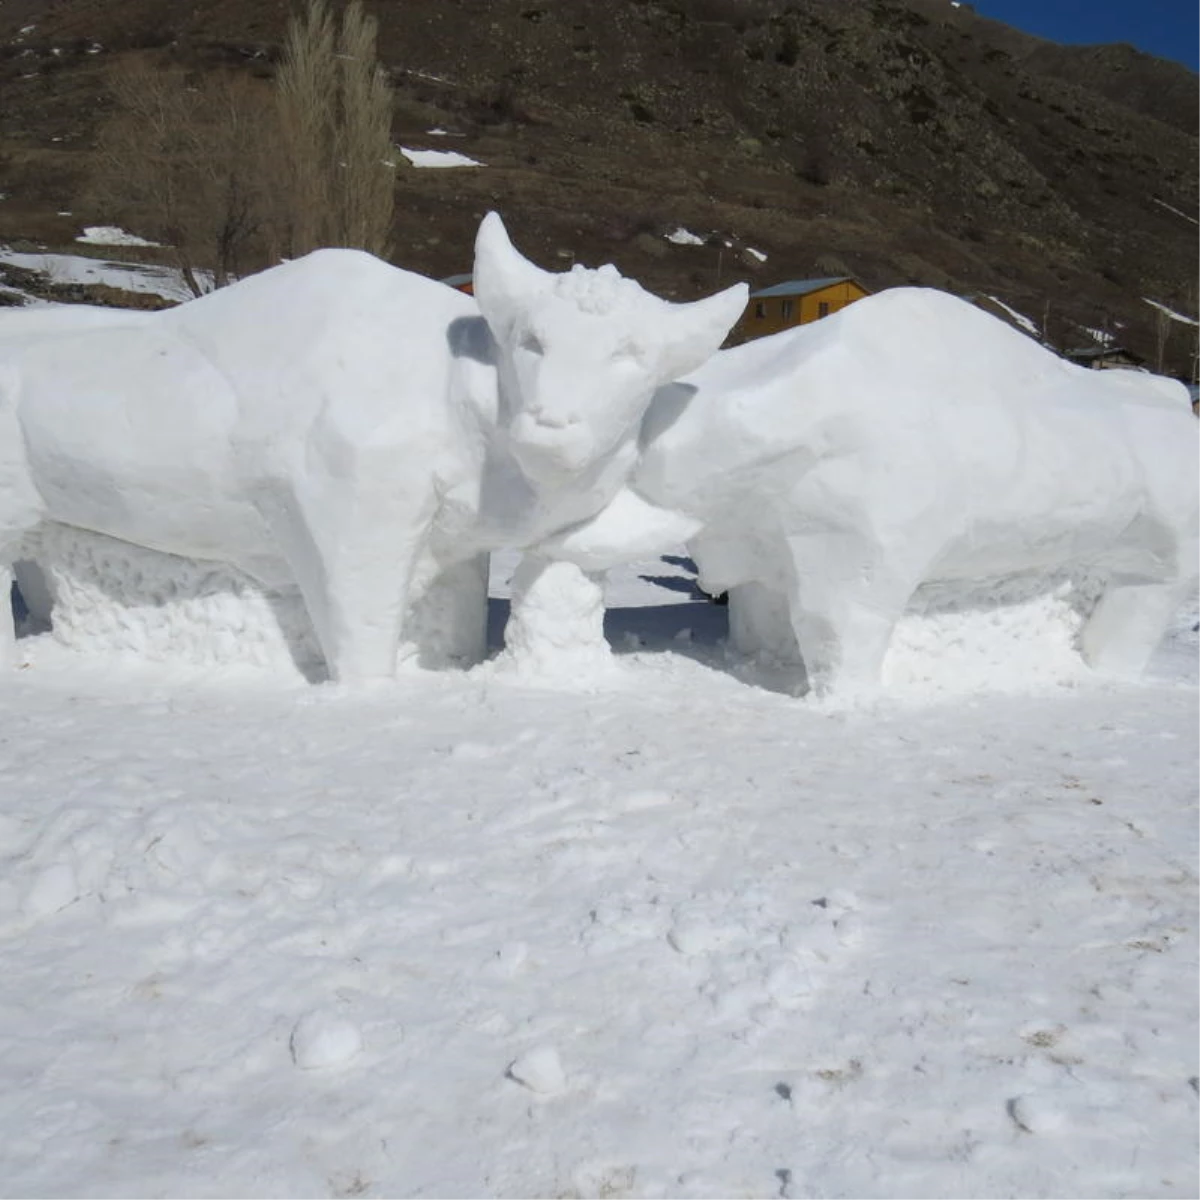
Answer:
[{"xmin": 23, "ymin": 525, "xmax": 324, "ymax": 681}]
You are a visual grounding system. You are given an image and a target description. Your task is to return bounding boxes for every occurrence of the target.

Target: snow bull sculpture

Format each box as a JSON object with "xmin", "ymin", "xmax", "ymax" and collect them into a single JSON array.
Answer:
[
  {"xmin": 545, "ymin": 287, "xmax": 1199, "ymax": 694},
  {"xmin": 0, "ymin": 214, "xmax": 745, "ymax": 680}
]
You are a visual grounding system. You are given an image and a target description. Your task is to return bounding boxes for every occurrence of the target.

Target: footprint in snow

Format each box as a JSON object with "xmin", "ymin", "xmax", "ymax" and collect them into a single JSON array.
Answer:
[{"xmin": 666, "ymin": 890, "xmax": 866, "ymax": 1029}]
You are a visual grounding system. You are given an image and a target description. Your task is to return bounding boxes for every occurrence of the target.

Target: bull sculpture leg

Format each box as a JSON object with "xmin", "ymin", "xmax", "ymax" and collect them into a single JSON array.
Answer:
[
  {"xmin": 1078, "ymin": 510, "xmax": 1195, "ymax": 678},
  {"xmin": 0, "ymin": 381, "xmax": 41, "ymax": 669},
  {"xmin": 0, "ymin": 535, "xmax": 44, "ymax": 670},
  {"xmin": 0, "ymin": 560, "xmax": 14, "ymax": 667},
  {"xmin": 254, "ymin": 464, "xmax": 436, "ymax": 684},
  {"xmin": 1079, "ymin": 578, "xmax": 1190, "ymax": 677},
  {"xmin": 727, "ymin": 581, "xmax": 804, "ymax": 666},
  {"xmin": 783, "ymin": 531, "xmax": 926, "ymax": 696}
]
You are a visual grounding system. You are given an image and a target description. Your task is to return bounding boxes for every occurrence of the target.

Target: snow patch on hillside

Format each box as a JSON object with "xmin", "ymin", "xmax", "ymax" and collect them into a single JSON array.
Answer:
[
  {"xmin": 399, "ymin": 147, "xmax": 483, "ymax": 169},
  {"xmin": 1151, "ymin": 196, "xmax": 1199, "ymax": 226},
  {"xmin": 0, "ymin": 246, "xmax": 203, "ymax": 301},
  {"xmin": 984, "ymin": 294, "xmax": 1039, "ymax": 338},
  {"xmin": 1143, "ymin": 297, "xmax": 1199, "ymax": 326},
  {"xmin": 75, "ymin": 226, "xmax": 160, "ymax": 248},
  {"xmin": 1078, "ymin": 323, "xmax": 1115, "ymax": 346}
]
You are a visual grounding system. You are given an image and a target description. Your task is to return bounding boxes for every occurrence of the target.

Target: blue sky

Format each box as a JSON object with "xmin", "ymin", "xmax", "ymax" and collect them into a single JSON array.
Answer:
[{"xmin": 970, "ymin": 0, "xmax": 1199, "ymax": 71}]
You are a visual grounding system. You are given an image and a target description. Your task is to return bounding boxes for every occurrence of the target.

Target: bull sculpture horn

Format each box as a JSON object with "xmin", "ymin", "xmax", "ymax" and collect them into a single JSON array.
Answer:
[
  {"xmin": 473, "ymin": 212, "xmax": 550, "ymax": 333},
  {"xmin": 656, "ymin": 283, "xmax": 750, "ymax": 382}
]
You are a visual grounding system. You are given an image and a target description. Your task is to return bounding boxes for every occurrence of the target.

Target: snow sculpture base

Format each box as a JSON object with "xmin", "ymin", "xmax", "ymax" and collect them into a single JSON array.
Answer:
[
  {"xmin": 496, "ymin": 557, "xmax": 614, "ymax": 683},
  {"xmin": 21, "ymin": 526, "xmax": 325, "ymax": 680},
  {"xmin": 13, "ymin": 528, "xmax": 493, "ymax": 680},
  {"xmin": 725, "ymin": 571, "xmax": 1110, "ymax": 698},
  {"xmin": 881, "ymin": 574, "xmax": 1105, "ymax": 695}
]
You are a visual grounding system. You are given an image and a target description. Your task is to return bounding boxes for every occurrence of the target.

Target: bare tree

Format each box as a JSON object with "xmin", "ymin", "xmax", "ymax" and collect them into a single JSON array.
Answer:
[
  {"xmin": 274, "ymin": 0, "xmax": 395, "ymax": 259},
  {"xmin": 332, "ymin": 0, "xmax": 395, "ymax": 255},
  {"xmin": 1187, "ymin": 283, "xmax": 1199, "ymax": 388},
  {"xmin": 90, "ymin": 63, "xmax": 273, "ymax": 297},
  {"xmin": 274, "ymin": 0, "xmax": 338, "ymax": 259},
  {"xmin": 1154, "ymin": 306, "xmax": 1172, "ymax": 374},
  {"xmin": 90, "ymin": 0, "xmax": 395, "ymax": 294}
]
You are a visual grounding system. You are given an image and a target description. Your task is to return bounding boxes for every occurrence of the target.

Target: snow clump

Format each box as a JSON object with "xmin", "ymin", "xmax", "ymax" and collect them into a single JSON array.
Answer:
[{"xmin": 289, "ymin": 1010, "xmax": 363, "ymax": 1070}]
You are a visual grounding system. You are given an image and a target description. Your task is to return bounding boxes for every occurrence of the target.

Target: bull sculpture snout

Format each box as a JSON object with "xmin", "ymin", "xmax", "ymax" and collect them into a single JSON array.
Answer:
[{"xmin": 523, "ymin": 404, "xmax": 580, "ymax": 432}]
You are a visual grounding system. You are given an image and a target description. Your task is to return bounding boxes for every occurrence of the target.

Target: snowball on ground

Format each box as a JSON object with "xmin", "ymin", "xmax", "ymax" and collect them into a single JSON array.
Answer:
[
  {"xmin": 289, "ymin": 1010, "xmax": 363, "ymax": 1070},
  {"xmin": 507, "ymin": 1045, "xmax": 566, "ymax": 1094}
]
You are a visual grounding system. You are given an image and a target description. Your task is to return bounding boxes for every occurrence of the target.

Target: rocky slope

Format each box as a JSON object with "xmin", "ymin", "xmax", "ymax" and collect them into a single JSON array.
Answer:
[{"xmin": 0, "ymin": 0, "xmax": 1196, "ymax": 371}]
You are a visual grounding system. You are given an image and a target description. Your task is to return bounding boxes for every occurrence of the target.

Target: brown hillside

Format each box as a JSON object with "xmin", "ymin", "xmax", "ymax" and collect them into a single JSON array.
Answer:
[{"xmin": 0, "ymin": 0, "xmax": 1196, "ymax": 372}]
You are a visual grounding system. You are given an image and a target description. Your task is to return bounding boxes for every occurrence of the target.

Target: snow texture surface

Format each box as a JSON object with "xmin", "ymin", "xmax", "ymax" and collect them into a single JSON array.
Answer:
[{"xmin": 0, "ymin": 563, "xmax": 1194, "ymax": 1199}]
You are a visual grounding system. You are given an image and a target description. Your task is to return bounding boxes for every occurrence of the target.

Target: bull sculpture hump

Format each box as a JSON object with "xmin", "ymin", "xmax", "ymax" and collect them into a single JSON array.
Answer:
[{"xmin": 0, "ymin": 213, "xmax": 746, "ymax": 681}]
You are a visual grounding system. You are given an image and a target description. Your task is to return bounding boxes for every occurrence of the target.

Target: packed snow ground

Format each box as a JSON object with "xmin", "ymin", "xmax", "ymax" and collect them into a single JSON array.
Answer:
[{"xmin": 0, "ymin": 554, "xmax": 1196, "ymax": 1199}]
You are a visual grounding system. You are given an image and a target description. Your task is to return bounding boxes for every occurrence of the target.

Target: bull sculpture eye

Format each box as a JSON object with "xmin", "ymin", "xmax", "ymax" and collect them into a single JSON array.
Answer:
[{"xmin": 519, "ymin": 332, "xmax": 544, "ymax": 357}]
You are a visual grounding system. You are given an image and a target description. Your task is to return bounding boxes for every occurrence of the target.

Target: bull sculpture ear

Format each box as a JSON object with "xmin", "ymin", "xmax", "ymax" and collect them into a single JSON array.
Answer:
[
  {"xmin": 655, "ymin": 282, "xmax": 749, "ymax": 382},
  {"xmin": 473, "ymin": 211, "xmax": 549, "ymax": 334}
]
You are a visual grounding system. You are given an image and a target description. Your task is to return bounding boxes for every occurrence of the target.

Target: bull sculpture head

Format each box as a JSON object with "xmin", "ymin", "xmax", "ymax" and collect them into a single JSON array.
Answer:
[{"xmin": 473, "ymin": 211, "xmax": 746, "ymax": 487}]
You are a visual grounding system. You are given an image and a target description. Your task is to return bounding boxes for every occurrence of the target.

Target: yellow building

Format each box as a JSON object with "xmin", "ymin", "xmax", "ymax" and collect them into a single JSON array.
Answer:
[{"xmin": 730, "ymin": 276, "xmax": 869, "ymax": 343}]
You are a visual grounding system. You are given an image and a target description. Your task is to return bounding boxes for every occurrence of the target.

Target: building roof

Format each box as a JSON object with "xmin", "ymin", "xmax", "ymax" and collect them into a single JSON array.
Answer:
[
  {"xmin": 750, "ymin": 277, "xmax": 854, "ymax": 299},
  {"xmin": 1064, "ymin": 345, "xmax": 1143, "ymax": 364}
]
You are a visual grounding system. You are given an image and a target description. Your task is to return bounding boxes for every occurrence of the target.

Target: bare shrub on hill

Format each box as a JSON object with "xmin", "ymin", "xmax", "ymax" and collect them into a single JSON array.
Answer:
[
  {"xmin": 89, "ymin": 0, "xmax": 395, "ymax": 292},
  {"xmin": 89, "ymin": 62, "xmax": 274, "ymax": 296}
]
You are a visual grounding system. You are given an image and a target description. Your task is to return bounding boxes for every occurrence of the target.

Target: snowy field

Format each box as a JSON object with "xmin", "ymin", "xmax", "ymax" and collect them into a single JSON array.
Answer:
[{"xmin": 0, "ymin": 552, "xmax": 1196, "ymax": 1199}]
